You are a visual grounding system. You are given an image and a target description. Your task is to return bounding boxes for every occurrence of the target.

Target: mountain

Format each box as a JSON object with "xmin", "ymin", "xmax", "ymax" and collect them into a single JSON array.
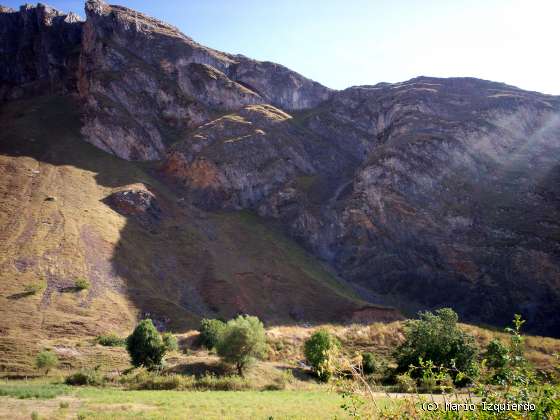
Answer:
[
  {"xmin": 164, "ymin": 76, "xmax": 560, "ymax": 337},
  {"xmin": 0, "ymin": 0, "xmax": 559, "ymax": 379}
]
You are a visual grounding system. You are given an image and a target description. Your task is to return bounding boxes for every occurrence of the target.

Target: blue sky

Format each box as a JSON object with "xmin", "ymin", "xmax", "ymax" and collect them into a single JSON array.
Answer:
[{"xmin": 4, "ymin": 0, "xmax": 559, "ymax": 94}]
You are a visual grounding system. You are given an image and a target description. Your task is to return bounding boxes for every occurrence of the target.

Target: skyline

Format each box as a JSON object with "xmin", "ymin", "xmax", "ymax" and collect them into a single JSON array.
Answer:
[{"xmin": 2, "ymin": 0, "xmax": 559, "ymax": 95}]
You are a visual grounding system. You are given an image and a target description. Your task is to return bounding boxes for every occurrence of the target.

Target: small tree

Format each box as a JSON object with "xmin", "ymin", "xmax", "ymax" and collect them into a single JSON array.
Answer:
[
  {"xmin": 162, "ymin": 332, "xmax": 178, "ymax": 352},
  {"xmin": 304, "ymin": 330, "xmax": 340, "ymax": 382},
  {"xmin": 393, "ymin": 308, "xmax": 477, "ymax": 383},
  {"xmin": 126, "ymin": 319, "xmax": 166, "ymax": 370},
  {"xmin": 361, "ymin": 352, "xmax": 377, "ymax": 375},
  {"xmin": 35, "ymin": 350, "xmax": 58, "ymax": 375},
  {"xmin": 216, "ymin": 315, "xmax": 266, "ymax": 376},
  {"xmin": 198, "ymin": 318, "xmax": 226, "ymax": 349}
]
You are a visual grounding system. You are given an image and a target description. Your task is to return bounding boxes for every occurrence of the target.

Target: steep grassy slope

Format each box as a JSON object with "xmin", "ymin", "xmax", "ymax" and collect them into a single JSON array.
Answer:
[{"xmin": 0, "ymin": 95, "xmax": 399, "ymax": 375}]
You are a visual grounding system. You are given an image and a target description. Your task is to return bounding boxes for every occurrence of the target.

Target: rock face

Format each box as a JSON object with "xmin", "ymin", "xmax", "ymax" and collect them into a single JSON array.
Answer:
[
  {"xmin": 77, "ymin": 0, "xmax": 332, "ymax": 160},
  {"xmin": 0, "ymin": 4, "xmax": 82, "ymax": 101},
  {"xmin": 1, "ymin": 1, "xmax": 560, "ymax": 336},
  {"xmin": 163, "ymin": 103, "xmax": 359, "ymax": 210},
  {"xmin": 166, "ymin": 77, "xmax": 560, "ymax": 336},
  {"xmin": 307, "ymin": 79, "xmax": 560, "ymax": 336},
  {"xmin": 103, "ymin": 185, "xmax": 162, "ymax": 229}
]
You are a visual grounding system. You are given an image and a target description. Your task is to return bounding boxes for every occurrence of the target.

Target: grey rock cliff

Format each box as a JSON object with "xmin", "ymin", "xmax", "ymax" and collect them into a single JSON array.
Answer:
[
  {"xmin": 165, "ymin": 76, "xmax": 560, "ymax": 335},
  {"xmin": 77, "ymin": 0, "xmax": 332, "ymax": 160},
  {"xmin": 0, "ymin": 3, "xmax": 83, "ymax": 101}
]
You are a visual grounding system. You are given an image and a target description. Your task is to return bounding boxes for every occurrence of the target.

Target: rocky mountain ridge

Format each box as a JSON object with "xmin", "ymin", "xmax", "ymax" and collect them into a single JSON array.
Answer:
[
  {"xmin": 0, "ymin": 3, "xmax": 82, "ymax": 101},
  {"xmin": 1, "ymin": 1, "xmax": 559, "ymax": 336}
]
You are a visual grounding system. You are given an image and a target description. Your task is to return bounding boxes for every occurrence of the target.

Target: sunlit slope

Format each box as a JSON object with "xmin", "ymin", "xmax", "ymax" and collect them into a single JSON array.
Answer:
[{"xmin": 0, "ymin": 96, "xmax": 398, "ymax": 374}]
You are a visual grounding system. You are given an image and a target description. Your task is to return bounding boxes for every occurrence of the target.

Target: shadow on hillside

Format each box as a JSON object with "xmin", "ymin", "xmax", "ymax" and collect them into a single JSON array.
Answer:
[
  {"xmin": 0, "ymin": 94, "xmax": 381, "ymax": 334},
  {"xmin": 167, "ymin": 361, "xmax": 227, "ymax": 377},
  {"xmin": 3, "ymin": 94, "xmax": 560, "ymax": 338},
  {"xmin": 7, "ymin": 291, "xmax": 35, "ymax": 300},
  {"xmin": 278, "ymin": 365, "xmax": 314, "ymax": 381},
  {"xmin": 0, "ymin": 95, "xmax": 203, "ymax": 330}
]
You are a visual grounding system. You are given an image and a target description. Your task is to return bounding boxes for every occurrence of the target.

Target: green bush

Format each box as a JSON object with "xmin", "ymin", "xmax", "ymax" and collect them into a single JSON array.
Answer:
[
  {"xmin": 393, "ymin": 308, "xmax": 477, "ymax": 384},
  {"xmin": 395, "ymin": 372, "xmax": 416, "ymax": 393},
  {"xmin": 484, "ymin": 338, "xmax": 509, "ymax": 369},
  {"xmin": 473, "ymin": 316, "xmax": 559, "ymax": 417},
  {"xmin": 195, "ymin": 373, "xmax": 251, "ymax": 391},
  {"xmin": 65, "ymin": 369, "xmax": 104, "ymax": 386},
  {"xmin": 126, "ymin": 319, "xmax": 166, "ymax": 370},
  {"xmin": 304, "ymin": 330, "xmax": 340, "ymax": 382},
  {"xmin": 216, "ymin": 315, "xmax": 267, "ymax": 376},
  {"xmin": 96, "ymin": 333, "xmax": 125, "ymax": 347},
  {"xmin": 198, "ymin": 318, "xmax": 226, "ymax": 349},
  {"xmin": 484, "ymin": 339, "xmax": 510, "ymax": 384},
  {"xmin": 24, "ymin": 281, "xmax": 45, "ymax": 295},
  {"xmin": 123, "ymin": 371, "xmax": 190, "ymax": 390},
  {"xmin": 361, "ymin": 352, "xmax": 377, "ymax": 375},
  {"xmin": 122, "ymin": 370, "xmax": 251, "ymax": 391},
  {"xmin": 162, "ymin": 332, "xmax": 178, "ymax": 352},
  {"xmin": 74, "ymin": 278, "xmax": 90, "ymax": 290},
  {"xmin": 35, "ymin": 350, "xmax": 58, "ymax": 375}
]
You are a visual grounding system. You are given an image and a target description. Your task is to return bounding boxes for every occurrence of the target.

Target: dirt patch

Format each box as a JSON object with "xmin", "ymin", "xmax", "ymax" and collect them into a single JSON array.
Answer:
[{"xmin": 0, "ymin": 396, "xmax": 81, "ymax": 420}]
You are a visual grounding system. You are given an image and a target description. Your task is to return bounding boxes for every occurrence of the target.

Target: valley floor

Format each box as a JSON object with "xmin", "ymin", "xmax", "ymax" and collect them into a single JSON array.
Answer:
[{"xmin": 0, "ymin": 384, "xmax": 361, "ymax": 419}]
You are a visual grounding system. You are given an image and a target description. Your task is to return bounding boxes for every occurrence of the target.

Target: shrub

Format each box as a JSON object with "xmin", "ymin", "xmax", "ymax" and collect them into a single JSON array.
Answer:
[
  {"xmin": 415, "ymin": 358, "xmax": 455, "ymax": 393},
  {"xmin": 121, "ymin": 371, "xmax": 251, "ymax": 391},
  {"xmin": 484, "ymin": 314, "xmax": 533, "ymax": 386},
  {"xmin": 474, "ymin": 316, "xmax": 557, "ymax": 417},
  {"xmin": 304, "ymin": 330, "xmax": 340, "ymax": 382},
  {"xmin": 24, "ymin": 281, "xmax": 45, "ymax": 295},
  {"xmin": 216, "ymin": 315, "xmax": 267, "ymax": 376},
  {"xmin": 65, "ymin": 369, "xmax": 104, "ymax": 386},
  {"xmin": 264, "ymin": 370, "xmax": 295, "ymax": 390},
  {"xmin": 35, "ymin": 350, "xmax": 58, "ymax": 375},
  {"xmin": 74, "ymin": 278, "xmax": 90, "ymax": 290},
  {"xmin": 195, "ymin": 373, "xmax": 251, "ymax": 391},
  {"xmin": 198, "ymin": 318, "xmax": 226, "ymax": 349},
  {"xmin": 484, "ymin": 339, "xmax": 509, "ymax": 369},
  {"xmin": 395, "ymin": 372, "xmax": 416, "ymax": 393},
  {"xmin": 126, "ymin": 319, "xmax": 166, "ymax": 370},
  {"xmin": 123, "ymin": 371, "xmax": 191, "ymax": 390},
  {"xmin": 162, "ymin": 332, "xmax": 178, "ymax": 352},
  {"xmin": 96, "ymin": 333, "xmax": 125, "ymax": 347},
  {"xmin": 393, "ymin": 308, "xmax": 477, "ymax": 384},
  {"xmin": 361, "ymin": 352, "xmax": 377, "ymax": 375}
]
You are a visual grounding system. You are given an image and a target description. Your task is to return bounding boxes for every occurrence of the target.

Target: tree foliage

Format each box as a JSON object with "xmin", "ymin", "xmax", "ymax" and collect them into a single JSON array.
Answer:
[
  {"xmin": 162, "ymin": 332, "xmax": 178, "ymax": 352},
  {"xmin": 35, "ymin": 350, "xmax": 58, "ymax": 374},
  {"xmin": 215, "ymin": 315, "xmax": 266, "ymax": 375},
  {"xmin": 393, "ymin": 308, "xmax": 477, "ymax": 382},
  {"xmin": 96, "ymin": 333, "xmax": 125, "ymax": 347},
  {"xmin": 126, "ymin": 319, "xmax": 166, "ymax": 370},
  {"xmin": 304, "ymin": 330, "xmax": 340, "ymax": 382},
  {"xmin": 361, "ymin": 352, "xmax": 377, "ymax": 375},
  {"xmin": 484, "ymin": 339, "xmax": 509, "ymax": 369},
  {"xmin": 198, "ymin": 319, "xmax": 226, "ymax": 349}
]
